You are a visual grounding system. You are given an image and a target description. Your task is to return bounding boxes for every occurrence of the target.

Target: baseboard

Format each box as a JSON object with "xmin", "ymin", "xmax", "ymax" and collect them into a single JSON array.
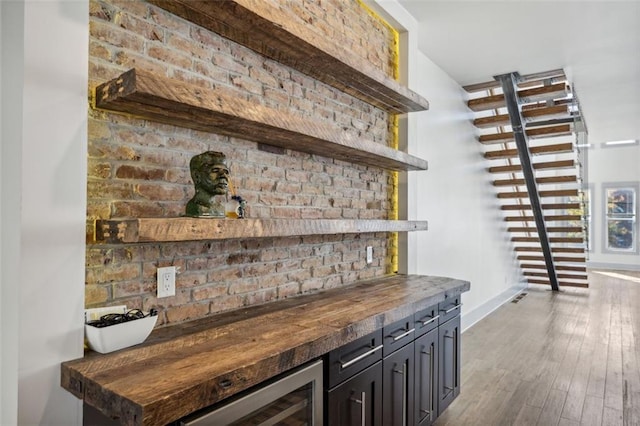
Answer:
[
  {"xmin": 587, "ymin": 261, "xmax": 640, "ymax": 272},
  {"xmin": 460, "ymin": 282, "xmax": 527, "ymax": 333}
]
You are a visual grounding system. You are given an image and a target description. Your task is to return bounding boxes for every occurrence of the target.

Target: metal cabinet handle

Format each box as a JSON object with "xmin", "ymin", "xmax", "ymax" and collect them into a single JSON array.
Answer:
[
  {"xmin": 419, "ymin": 315, "xmax": 440, "ymax": 326},
  {"xmin": 392, "ymin": 327, "xmax": 415, "ymax": 341},
  {"xmin": 340, "ymin": 344, "xmax": 383, "ymax": 369},
  {"xmin": 440, "ymin": 304, "xmax": 462, "ymax": 314},
  {"xmin": 420, "ymin": 346, "xmax": 434, "ymax": 421},
  {"xmin": 351, "ymin": 391, "xmax": 366, "ymax": 426}
]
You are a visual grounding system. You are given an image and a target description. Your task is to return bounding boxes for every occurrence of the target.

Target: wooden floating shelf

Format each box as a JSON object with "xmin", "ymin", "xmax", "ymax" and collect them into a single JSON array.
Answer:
[
  {"xmin": 94, "ymin": 69, "xmax": 428, "ymax": 172},
  {"xmin": 93, "ymin": 218, "xmax": 429, "ymax": 244},
  {"xmin": 147, "ymin": 0, "xmax": 429, "ymax": 114}
]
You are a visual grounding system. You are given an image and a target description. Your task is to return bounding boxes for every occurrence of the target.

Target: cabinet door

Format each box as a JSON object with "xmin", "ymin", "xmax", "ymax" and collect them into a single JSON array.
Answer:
[
  {"xmin": 382, "ymin": 343, "xmax": 414, "ymax": 426},
  {"xmin": 414, "ymin": 329, "xmax": 438, "ymax": 426},
  {"xmin": 326, "ymin": 362, "xmax": 382, "ymax": 426},
  {"xmin": 437, "ymin": 316, "xmax": 461, "ymax": 415}
]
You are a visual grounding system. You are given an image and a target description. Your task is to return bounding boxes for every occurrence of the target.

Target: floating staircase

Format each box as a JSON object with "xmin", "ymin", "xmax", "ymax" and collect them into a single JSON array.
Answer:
[{"xmin": 465, "ymin": 69, "xmax": 589, "ymax": 290}]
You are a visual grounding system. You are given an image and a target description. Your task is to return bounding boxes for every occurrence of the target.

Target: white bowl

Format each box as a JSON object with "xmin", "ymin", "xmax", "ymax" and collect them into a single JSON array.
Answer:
[{"xmin": 85, "ymin": 313, "xmax": 158, "ymax": 354}]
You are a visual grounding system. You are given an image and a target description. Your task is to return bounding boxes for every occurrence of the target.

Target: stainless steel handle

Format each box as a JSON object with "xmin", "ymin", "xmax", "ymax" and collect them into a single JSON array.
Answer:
[
  {"xmin": 441, "ymin": 304, "xmax": 462, "ymax": 314},
  {"xmin": 393, "ymin": 368, "xmax": 404, "ymax": 375},
  {"xmin": 419, "ymin": 315, "xmax": 440, "ymax": 326},
  {"xmin": 392, "ymin": 327, "xmax": 415, "ymax": 341},
  {"xmin": 340, "ymin": 344, "xmax": 383, "ymax": 369},
  {"xmin": 420, "ymin": 347, "xmax": 434, "ymax": 421},
  {"xmin": 350, "ymin": 391, "xmax": 366, "ymax": 426}
]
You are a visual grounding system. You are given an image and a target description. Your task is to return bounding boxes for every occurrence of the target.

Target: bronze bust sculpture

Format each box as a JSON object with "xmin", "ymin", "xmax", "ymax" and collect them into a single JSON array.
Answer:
[{"xmin": 186, "ymin": 151, "xmax": 230, "ymax": 217}]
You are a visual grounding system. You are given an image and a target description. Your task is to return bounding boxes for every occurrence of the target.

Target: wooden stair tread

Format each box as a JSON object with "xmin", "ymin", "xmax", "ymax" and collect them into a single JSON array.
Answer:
[
  {"xmin": 147, "ymin": 0, "xmax": 428, "ymax": 114},
  {"xmin": 467, "ymin": 82, "xmax": 569, "ymax": 112},
  {"xmin": 497, "ymin": 189, "xmax": 579, "ymax": 199},
  {"xmin": 94, "ymin": 69, "xmax": 427, "ymax": 171},
  {"xmin": 484, "ymin": 142, "xmax": 573, "ymax": 159},
  {"xmin": 517, "ymin": 255, "xmax": 586, "ymax": 262},
  {"xmin": 512, "ymin": 237, "xmax": 584, "ymax": 243},
  {"xmin": 494, "ymin": 175, "xmax": 577, "ymax": 186},
  {"xmin": 488, "ymin": 160, "xmax": 575, "ymax": 174},
  {"xmin": 507, "ymin": 226, "xmax": 583, "ymax": 233},
  {"xmin": 514, "ymin": 246, "xmax": 585, "ymax": 253},
  {"xmin": 93, "ymin": 218, "xmax": 429, "ymax": 244},
  {"xmin": 527, "ymin": 278, "xmax": 588, "ymax": 288},
  {"xmin": 479, "ymin": 124, "xmax": 573, "ymax": 144},
  {"xmin": 473, "ymin": 105, "xmax": 569, "ymax": 129},
  {"xmin": 501, "ymin": 202, "xmax": 581, "ymax": 211},
  {"xmin": 521, "ymin": 264, "xmax": 586, "ymax": 272},
  {"xmin": 524, "ymin": 271, "xmax": 588, "ymax": 280},
  {"xmin": 505, "ymin": 215, "xmax": 582, "ymax": 222},
  {"xmin": 463, "ymin": 69, "xmax": 567, "ymax": 93}
]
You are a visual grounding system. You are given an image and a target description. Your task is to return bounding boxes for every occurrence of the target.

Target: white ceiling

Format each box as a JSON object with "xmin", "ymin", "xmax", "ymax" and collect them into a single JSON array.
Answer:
[{"xmin": 396, "ymin": 0, "xmax": 640, "ymax": 144}]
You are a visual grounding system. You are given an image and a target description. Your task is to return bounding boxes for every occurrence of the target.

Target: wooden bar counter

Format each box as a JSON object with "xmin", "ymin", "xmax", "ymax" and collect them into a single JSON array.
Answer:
[{"xmin": 61, "ymin": 274, "xmax": 470, "ymax": 425}]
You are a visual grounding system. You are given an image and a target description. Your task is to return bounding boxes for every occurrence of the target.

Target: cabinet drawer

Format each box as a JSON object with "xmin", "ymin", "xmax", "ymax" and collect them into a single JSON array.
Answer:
[
  {"xmin": 326, "ymin": 329, "xmax": 383, "ymax": 389},
  {"xmin": 325, "ymin": 361, "xmax": 383, "ymax": 426},
  {"xmin": 414, "ymin": 304, "xmax": 439, "ymax": 337},
  {"xmin": 438, "ymin": 295, "xmax": 462, "ymax": 324},
  {"xmin": 382, "ymin": 315, "xmax": 415, "ymax": 356}
]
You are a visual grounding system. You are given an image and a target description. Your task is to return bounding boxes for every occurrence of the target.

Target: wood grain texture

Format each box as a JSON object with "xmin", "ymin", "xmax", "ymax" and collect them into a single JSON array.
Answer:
[
  {"xmin": 494, "ymin": 175, "xmax": 577, "ymax": 186},
  {"xmin": 467, "ymin": 83, "xmax": 569, "ymax": 111},
  {"xmin": 488, "ymin": 160, "xmax": 576, "ymax": 174},
  {"xmin": 484, "ymin": 143, "xmax": 574, "ymax": 159},
  {"xmin": 473, "ymin": 105, "xmax": 569, "ymax": 129},
  {"xmin": 94, "ymin": 69, "xmax": 428, "ymax": 171},
  {"xmin": 479, "ymin": 125, "xmax": 573, "ymax": 144},
  {"xmin": 93, "ymin": 218, "xmax": 429, "ymax": 244},
  {"xmin": 61, "ymin": 274, "xmax": 470, "ymax": 425},
  {"xmin": 434, "ymin": 270, "xmax": 640, "ymax": 425},
  {"xmin": 146, "ymin": 0, "xmax": 428, "ymax": 114}
]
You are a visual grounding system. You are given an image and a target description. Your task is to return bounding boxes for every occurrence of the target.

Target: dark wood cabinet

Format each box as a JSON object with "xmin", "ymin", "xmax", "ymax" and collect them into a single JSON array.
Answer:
[
  {"xmin": 326, "ymin": 362, "xmax": 383, "ymax": 426},
  {"xmin": 437, "ymin": 315, "xmax": 461, "ymax": 415},
  {"xmin": 414, "ymin": 329, "xmax": 438, "ymax": 426},
  {"xmin": 325, "ymin": 300, "xmax": 462, "ymax": 426},
  {"xmin": 383, "ymin": 342, "xmax": 415, "ymax": 426}
]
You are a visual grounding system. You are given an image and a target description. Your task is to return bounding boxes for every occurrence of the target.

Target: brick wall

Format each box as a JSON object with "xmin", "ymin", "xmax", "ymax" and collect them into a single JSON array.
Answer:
[{"xmin": 86, "ymin": 0, "xmax": 398, "ymax": 326}]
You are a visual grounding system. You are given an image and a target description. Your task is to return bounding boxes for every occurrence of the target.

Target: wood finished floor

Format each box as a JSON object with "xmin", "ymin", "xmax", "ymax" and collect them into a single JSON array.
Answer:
[{"xmin": 435, "ymin": 269, "xmax": 640, "ymax": 426}]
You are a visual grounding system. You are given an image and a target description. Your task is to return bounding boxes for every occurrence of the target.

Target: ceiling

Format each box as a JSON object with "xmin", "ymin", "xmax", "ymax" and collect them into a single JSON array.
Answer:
[{"xmin": 395, "ymin": 0, "xmax": 640, "ymax": 145}]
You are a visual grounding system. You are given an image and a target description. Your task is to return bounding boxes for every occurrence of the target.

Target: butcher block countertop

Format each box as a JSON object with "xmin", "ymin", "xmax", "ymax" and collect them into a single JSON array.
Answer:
[{"xmin": 61, "ymin": 274, "xmax": 470, "ymax": 425}]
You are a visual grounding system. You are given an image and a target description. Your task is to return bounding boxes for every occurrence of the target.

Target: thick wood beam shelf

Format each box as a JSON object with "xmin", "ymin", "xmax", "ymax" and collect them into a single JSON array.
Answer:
[
  {"xmin": 93, "ymin": 218, "xmax": 429, "ymax": 244},
  {"xmin": 94, "ymin": 69, "xmax": 427, "ymax": 172},
  {"xmin": 147, "ymin": 0, "xmax": 428, "ymax": 114}
]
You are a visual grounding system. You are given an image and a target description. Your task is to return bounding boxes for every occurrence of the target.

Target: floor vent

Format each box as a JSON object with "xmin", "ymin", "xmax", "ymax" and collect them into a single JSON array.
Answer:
[{"xmin": 511, "ymin": 292, "xmax": 528, "ymax": 303}]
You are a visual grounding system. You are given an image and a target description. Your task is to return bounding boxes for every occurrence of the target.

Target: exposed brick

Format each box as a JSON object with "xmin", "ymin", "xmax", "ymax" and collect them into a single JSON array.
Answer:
[
  {"xmin": 244, "ymin": 288, "xmax": 278, "ymax": 306},
  {"xmin": 86, "ymin": 0, "xmax": 397, "ymax": 325},
  {"xmin": 147, "ymin": 43, "xmax": 192, "ymax": 69},
  {"xmin": 135, "ymin": 183, "xmax": 184, "ymax": 201},
  {"xmin": 87, "ymin": 180, "xmax": 132, "ymax": 200},
  {"xmin": 115, "ymin": 11, "xmax": 163, "ymax": 41},
  {"xmin": 192, "ymin": 284, "xmax": 228, "ymax": 301},
  {"xmin": 88, "ymin": 160, "xmax": 112, "ymax": 179},
  {"xmin": 90, "ymin": 20, "xmax": 145, "ymax": 51},
  {"xmin": 112, "ymin": 200, "xmax": 164, "ymax": 217},
  {"xmin": 165, "ymin": 302, "xmax": 210, "ymax": 324},
  {"xmin": 85, "ymin": 284, "xmax": 110, "ymax": 305},
  {"xmin": 86, "ymin": 263, "xmax": 141, "ymax": 285},
  {"xmin": 277, "ymin": 282, "xmax": 301, "ymax": 298},
  {"xmin": 210, "ymin": 295, "xmax": 245, "ymax": 313}
]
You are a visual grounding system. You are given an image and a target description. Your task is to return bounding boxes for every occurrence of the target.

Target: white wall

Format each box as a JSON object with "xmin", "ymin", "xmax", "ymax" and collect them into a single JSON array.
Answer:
[
  {"xmin": 2, "ymin": 0, "xmax": 88, "ymax": 424},
  {"xmin": 586, "ymin": 143, "xmax": 640, "ymax": 270},
  {"xmin": 373, "ymin": 0, "xmax": 525, "ymax": 331},
  {"xmin": 1, "ymin": 2, "xmax": 24, "ymax": 424}
]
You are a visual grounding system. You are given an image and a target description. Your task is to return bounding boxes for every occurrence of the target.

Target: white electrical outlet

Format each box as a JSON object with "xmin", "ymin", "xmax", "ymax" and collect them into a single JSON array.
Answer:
[
  {"xmin": 366, "ymin": 246, "xmax": 373, "ymax": 264},
  {"xmin": 157, "ymin": 266, "xmax": 176, "ymax": 298}
]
